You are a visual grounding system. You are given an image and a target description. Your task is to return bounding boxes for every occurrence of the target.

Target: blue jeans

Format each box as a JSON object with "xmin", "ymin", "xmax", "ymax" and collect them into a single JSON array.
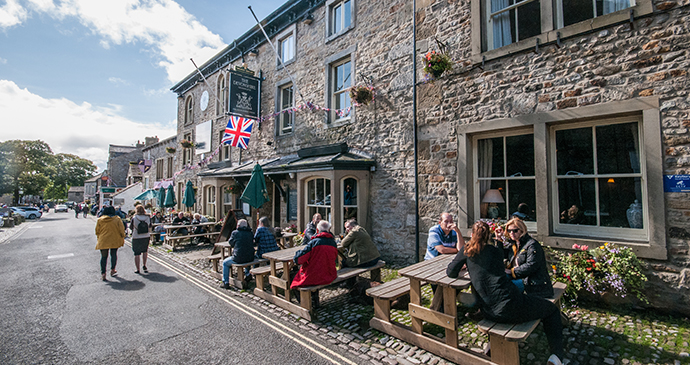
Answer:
[
  {"xmin": 222, "ymin": 257, "xmax": 254, "ymax": 284},
  {"xmin": 508, "ymin": 274, "xmax": 525, "ymax": 293}
]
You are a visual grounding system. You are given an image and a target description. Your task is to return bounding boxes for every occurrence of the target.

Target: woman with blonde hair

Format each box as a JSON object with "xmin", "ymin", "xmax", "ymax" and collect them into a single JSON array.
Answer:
[
  {"xmin": 447, "ymin": 221, "xmax": 565, "ymax": 365},
  {"xmin": 95, "ymin": 206, "xmax": 125, "ymax": 281},
  {"xmin": 500, "ymin": 217, "xmax": 553, "ymax": 298},
  {"xmin": 130, "ymin": 204, "xmax": 151, "ymax": 273}
]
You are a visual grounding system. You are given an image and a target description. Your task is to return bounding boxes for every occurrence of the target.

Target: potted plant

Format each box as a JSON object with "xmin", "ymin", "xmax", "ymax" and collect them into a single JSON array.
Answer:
[
  {"xmin": 423, "ymin": 50, "xmax": 453, "ymax": 79},
  {"xmin": 180, "ymin": 139, "xmax": 194, "ymax": 148},
  {"xmin": 166, "ymin": 147, "xmax": 176, "ymax": 154},
  {"xmin": 349, "ymin": 85, "xmax": 375, "ymax": 106}
]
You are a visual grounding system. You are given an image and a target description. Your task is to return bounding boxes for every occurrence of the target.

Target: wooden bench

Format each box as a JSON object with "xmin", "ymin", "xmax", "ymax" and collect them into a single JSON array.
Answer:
[
  {"xmin": 250, "ymin": 262, "xmax": 284, "ymax": 291},
  {"xmin": 366, "ymin": 277, "xmax": 412, "ymax": 322},
  {"xmin": 297, "ymin": 260, "xmax": 385, "ymax": 313},
  {"xmin": 476, "ymin": 281, "xmax": 567, "ymax": 365},
  {"xmin": 164, "ymin": 231, "xmax": 220, "ymax": 251},
  {"xmin": 228, "ymin": 258, "xmax": 268, "ymax": 289}
]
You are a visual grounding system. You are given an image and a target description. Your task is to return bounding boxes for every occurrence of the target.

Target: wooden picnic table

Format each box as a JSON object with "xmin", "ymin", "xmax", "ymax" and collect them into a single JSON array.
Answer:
[
  {"xmin": 277, "ymin": 232, "xmax": 298, "ymax": 249},
  {"xmin": 252, "ymin": 246, "xmax": 304, "ymax": 315},
  {"xmin": 162, "ymin": 222, "xmax": 219, "ymax": 250},
  {"xmin": 371, "ymin": 254, "xmax": 493, "ymax": 365}
]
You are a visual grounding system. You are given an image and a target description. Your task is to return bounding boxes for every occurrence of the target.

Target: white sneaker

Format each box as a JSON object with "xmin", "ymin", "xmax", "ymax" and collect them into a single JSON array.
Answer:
[{"xmin": 547, "ymin": 354, "xmax": 563, "ymax": 365}]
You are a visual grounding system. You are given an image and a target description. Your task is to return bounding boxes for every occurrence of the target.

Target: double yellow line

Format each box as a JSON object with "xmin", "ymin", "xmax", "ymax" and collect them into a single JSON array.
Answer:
[{"xmin": 150, "ymin": 254, "xmax": 359, "ymax": 365}]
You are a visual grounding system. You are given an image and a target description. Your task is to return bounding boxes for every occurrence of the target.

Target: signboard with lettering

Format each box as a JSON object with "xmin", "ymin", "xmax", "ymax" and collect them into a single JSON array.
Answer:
[
  {"xmin": 229, "ymin": 70, "xmax": 260, "ymax": 119},
  {"xmin": 664, "ymin": 175, "xmax": 690, "ymax": 192},
  {"xmin": 288, "ymin": 187, "xmax": 297, "ymax": 221}
]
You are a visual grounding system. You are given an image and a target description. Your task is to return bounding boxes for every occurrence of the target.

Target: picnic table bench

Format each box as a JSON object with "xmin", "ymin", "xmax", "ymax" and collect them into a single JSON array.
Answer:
[
  {"xmin": 162, "ymin": 222, "xmax": 219, "ymax": 251},
  {"xmin": 253, "ymin": 245, "xmax": 385, "ymax": 321},
  {"xmin": 477, "ymin": 281, "xmax": 567, "ymax": 365}
]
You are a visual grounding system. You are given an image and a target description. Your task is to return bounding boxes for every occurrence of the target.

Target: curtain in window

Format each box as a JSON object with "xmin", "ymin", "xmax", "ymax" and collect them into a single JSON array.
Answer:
[
  {"xmin": 478, "ymin": 139, "xmax": 493, "ymax": 217},
  {"xmin": 603, "ymin": 0, "xmax": 629, "ymax": 14},
  {"xmin": 491, "ymin": 0, "xmax": 512, "ymax": 48}
]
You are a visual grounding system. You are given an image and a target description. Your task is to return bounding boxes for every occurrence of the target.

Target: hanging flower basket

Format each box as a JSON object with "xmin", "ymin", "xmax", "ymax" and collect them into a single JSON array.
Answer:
[
  {"xmin": 180, "ymin": 139, "xmax": 194, "ymax": 148},
  {"xmin": 166, "ymin": 147, "xmax": 176, "ymax": 154},
  {"xmin": 226, "ymin": 184, "xmax": 244, "ymax": 195},
  {"xmin": 423, "ymin": 50, "xmax": 453, "ymax": 79},
  {"xmin": 349, "ymin": 85, "xmax": 375, "ymax": 106}
]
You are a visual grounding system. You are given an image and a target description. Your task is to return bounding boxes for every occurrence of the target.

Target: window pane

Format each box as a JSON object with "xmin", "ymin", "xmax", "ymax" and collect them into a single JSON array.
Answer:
[
  {"xmin": 308, "ymin": 180, "xmax": 315, "ymax": 204},
  {"xmin": 562, "ymin": 0, "xmax": 594, "ymax": 27},
  {"xmin": 334, "ymin": 5, "xmax": 342, "ymax": 32},
  {"xmin": 343, "ymin": 0, "xmax": 351, "ymax": 28},
  {"xmin": 596, "ymin": 122, "xmax": 640, "ymax": 174},
  {"xmin": 558, "ymin": 178, "xmax": 596, "ymax": 225},
  {"xmin": 480, "ymin": 181, "xmax": 506, "ymax": 219},
  {"xmin": 281, "ymin": 86, "xmax": 292, "ymax": 109},
  {"xmin": 601, "ymin": 0, "xmax": 630, "ymax": 15},
  {"xmin": 556, "ymin": 127, "xmax": 594, "ymax": 175},
  {"xmin": 316, "ymin": 179, "xmax": 324, "ymax": 203},
  {"xmin": 344, "ymin": 178, "xmax": 357, "ymax": 206},
  {"xmin": 516, "ymin": 0, "xmax": 541, "ymax": 41},
  {"xmin": 478, "ymin": 137, "xmax": 504, "ymax": 178},
  {"xmin": 507, "ymin": 179, "xmax": 536, "ymax": 221},
  {"xmin": 598, "ymin": 177, "xmax": 643, "ymax": 228},
  {"xmin": 506, "ymin": 134, "xmax": 534, "ymax": 177}
]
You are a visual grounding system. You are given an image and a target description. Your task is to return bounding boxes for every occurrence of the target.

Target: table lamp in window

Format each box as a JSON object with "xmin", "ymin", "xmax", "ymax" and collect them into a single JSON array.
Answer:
[{"xmin": 482, "ymin": 189, "xmax": 505, "ymax": 219}]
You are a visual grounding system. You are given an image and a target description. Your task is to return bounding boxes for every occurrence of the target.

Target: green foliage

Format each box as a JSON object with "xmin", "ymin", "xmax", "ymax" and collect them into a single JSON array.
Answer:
[
  {"xmin": 549, "ymin": 243, "xmax": 648, "ymax": 304},
  {"xmin": 423, "ymin": 51, "xmax": 453, "ymax": 79}
]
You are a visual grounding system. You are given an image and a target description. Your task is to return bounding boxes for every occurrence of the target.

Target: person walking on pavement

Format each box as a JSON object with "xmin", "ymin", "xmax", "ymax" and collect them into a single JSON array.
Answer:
[
  {"xmin": 74, "ymin": 203, "xmax": 81, "ymax": 218},
  {"xmin": 82, "ymin": 203, "xmax": 88, "ymax": 218},
  {"xmin": 130, "ymin": 205, "xmax": 151, "ymax": 274},
  {"xmin": 95, "ymin": 206, "xmax": 125, "ymax": 281}
]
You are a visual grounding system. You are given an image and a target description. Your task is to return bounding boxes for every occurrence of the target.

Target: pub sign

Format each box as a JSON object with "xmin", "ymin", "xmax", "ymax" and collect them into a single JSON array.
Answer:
[{"xmin": 229, "ymin": 70, "xmax": 260, "ymax": 119}]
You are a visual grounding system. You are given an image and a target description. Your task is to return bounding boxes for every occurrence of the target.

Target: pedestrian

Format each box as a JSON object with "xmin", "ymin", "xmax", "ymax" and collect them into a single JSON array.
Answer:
[
  {"xmin": 130, "ymin": 205, "xmax": 151, "ymax": 274},
  {"xmin": 74, "ymin": 203, "xmax": 81, "ymax": 218},
  {"xmin": 95, "ymin": 206, "xmax": 125, "ymax": 281},
  {"xmin": 82, "ymin": 203, "xmax": 88, "ymax": 218}
]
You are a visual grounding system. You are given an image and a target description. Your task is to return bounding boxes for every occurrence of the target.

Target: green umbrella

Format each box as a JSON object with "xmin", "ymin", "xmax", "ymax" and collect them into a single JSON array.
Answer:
[
  {"xmin": 182, "ymin": 180, "xmax": 196, "ymax": 208},
  {"xmin": 157, "ymin": 187, "xmax": 166, "ymax": 207},
  {"xmin": 240, "ymin": 163, "xmax": 270, "ymax": 208},
  {"xmin": 164, "ymin": 185, "xmax": 176, "ymax": 207},
  {"xmin": 133, "ymin": 189, "xmax": 156, "ymax": 201}
]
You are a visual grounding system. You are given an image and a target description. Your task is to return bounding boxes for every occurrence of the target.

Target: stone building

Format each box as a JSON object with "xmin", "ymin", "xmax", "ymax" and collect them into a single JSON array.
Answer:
[
  {"xmin": 170, "ymin": 0, "xmax": 690, "ymax": 314},
  {"xmin": 140, "ymin": 136, "xmax": 178, "ymax": 208},
  {"xmin": 106, "ymin": 144, "xmax": 144, "ymax": 187},
  {"xmin": 67, "ymin": 186, "xmax": 84, "ymax": 203}
]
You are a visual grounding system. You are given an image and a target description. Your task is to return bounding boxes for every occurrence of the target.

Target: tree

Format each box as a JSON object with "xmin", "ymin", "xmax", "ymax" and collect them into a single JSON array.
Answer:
[
  {"xmin": 48, "ymin": 153, "xmax": 97, "ymax": 200},
  {"xmin": 0, "ymin": 140, "xmax": 54, "ymax": 205}
]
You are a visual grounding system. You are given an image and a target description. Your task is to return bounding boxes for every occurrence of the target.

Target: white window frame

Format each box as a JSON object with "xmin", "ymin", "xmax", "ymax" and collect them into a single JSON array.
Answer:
[
  {"xmin": 329, "ymin": 57, "xmax": 352, "ymax": 124},
  {"xmin": 206, "ymin": 186, "xmax": 216, "ymax": 217},
  {"xmin": 456, "ymin": 97, "xmax": 665, "ymax": 259},
  {"xmin": 277, "ymin": 83, "xmax": 294, "ymax": 135},
  {"xmin": 275, "ymin": 24, "xmax": 297, "ymax": 67},
  {"xmin": 185, "ymin": 96, "xmax": 193, "ymax": 125},
  {"xmin": 219, "ymin": 130, "xmax": 231, "ymax": 162},
  {"xmin": 217, "ymin": 73, "xmax": 227, "ymax": 116},
  {"xmin": 183, "ymin": 133, "xmax": 193, "ymax": 166},
  {"xmin": 306, "ymin": 177, "xmax": 332, "ymax": 225},
  {"xmin": 326, "ymin": 0, "xmax": 355, "ymax": 42},
  {"xmin": 550, "ymin": 116, "xmax": 647, "ymax": 241},
  {"xmin": 473, "ymin": 128, "xmax": 537, "ymax": 231},
  {"xmin": 471, "ymin": 0, "xmax": 652, "ymax": 62}
]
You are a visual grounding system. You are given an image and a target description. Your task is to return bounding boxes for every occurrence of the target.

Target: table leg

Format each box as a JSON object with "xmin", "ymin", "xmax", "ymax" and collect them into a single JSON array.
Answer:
[
  {"xmin": 271, "ymin": 260, "xmax": 279, "ymax": 296},
  {"xmin": 409, "ymin": 278, "xmax": 423, "ymax": 334},
  {"xmin": 283, "ymin": 261, "xmax": 292, "ymax": 301},
  {"xmin": 443, "ymin": 287, "xmax": 458, "ymax": 347}
]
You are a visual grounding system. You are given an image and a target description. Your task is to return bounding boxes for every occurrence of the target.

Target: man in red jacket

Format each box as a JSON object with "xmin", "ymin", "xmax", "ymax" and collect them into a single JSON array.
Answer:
[{"xmin": 291, "ymin": 220, "xmax": 338, "ymax": 290}]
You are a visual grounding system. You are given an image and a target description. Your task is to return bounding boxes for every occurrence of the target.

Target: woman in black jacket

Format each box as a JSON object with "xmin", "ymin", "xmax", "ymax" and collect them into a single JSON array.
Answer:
[
  {"xmin": 447, "ymin": 221, "xmax": 565, "ymax": 365},
  {"xmin": 501, "ymin": 217, "xmax": 554, "ymax": 298}
]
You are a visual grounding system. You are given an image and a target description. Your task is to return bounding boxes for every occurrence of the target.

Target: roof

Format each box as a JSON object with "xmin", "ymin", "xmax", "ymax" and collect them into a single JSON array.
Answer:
[
  {"xmin": 142, "ymin": 135, "xmax": 177, "ymax": 152},
  {"xmin": 199, "ymin": 143, "xmax": 375, "ymax": 178},
  {"xmin": 68, "ymin": 186, "xmax": 85, "ymax": 192},
  {"xmin": 112, "ymin": 182, "xmax": 143, "ymax": 197}
]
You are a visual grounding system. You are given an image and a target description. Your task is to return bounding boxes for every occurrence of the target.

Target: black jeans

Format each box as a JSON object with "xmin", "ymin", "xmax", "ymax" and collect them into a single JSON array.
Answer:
[{"xmin": 100, "ymin": 248, "xmax": 118, "ymax": 274}]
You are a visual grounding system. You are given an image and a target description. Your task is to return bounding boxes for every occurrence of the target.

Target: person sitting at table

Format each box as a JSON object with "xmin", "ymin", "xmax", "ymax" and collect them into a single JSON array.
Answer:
[
  {"xmin": 255, "ymin": 217, "xmax": 280, "ymax": 259},
  {"xmin": 424, "ymin": 212, "xmax": 465, "ymax": 260},
  {"xmin": 497, "ymin": 217, "xmax": 553, "ymax": 298},
  {"xmin": 510, "ymin": 202, "xmax": 531, "ymax": 221},
  {"xmin": 339, "ymin": 219, "xmax": 380, "ymax": 268},
  {"xmin": 447, "ymin": 221, "xmax": 565, "ymax": 365},
  {"xmin": 291, "ymin": 220, "xmax": 338, "ymax": 290},
  {"xmin": 171, "ymin": 212, "xmax": 190, "ymax": 236},
  {"xmin": 191, "ymin": 213, "xmax": 210, "ymax": 244},
  {"xmin": 303, "ymin": 213, "xmax": 321, "ymax": 244},
  {"xmin": 220, "ymin": 219, "xmax": 255, "ymax": 289}
]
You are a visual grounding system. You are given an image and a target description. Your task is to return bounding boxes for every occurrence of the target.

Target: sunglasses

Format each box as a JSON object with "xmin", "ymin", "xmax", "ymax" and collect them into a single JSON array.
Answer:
[{"xmin": 507, "ymin": 228, "xmax": 520, "ymax": 233}]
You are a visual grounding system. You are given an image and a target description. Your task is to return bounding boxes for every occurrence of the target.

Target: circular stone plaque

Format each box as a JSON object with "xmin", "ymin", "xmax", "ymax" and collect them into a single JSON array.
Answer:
[{"xmin": 200, "ymin": 90, "xmax": 209, "ymax": 111}]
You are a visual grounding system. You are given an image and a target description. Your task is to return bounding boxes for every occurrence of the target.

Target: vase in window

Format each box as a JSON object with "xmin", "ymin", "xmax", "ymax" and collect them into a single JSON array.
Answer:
[{"xmin": 626, "ymin": 200, "xmax": 643, "ymax": 229}]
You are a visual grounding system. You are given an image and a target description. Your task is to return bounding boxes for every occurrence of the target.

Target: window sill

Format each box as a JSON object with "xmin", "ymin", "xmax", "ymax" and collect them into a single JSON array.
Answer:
[
  {"xmin": 328, "ymin": 116, "xmax": 352, "ymax": 128},
  {"xmin": 326, "ymin": 25, "xmax": 354, "ymax": 44},
  {"xmin": 470, "ymin": 1, "xmax": 653, "ymax": 65},
  {"xmin": 541, "ymin": 235, "xmax": 666, "ymax": 260},
  {"xmin": 277, "ymin": 57, "xmax": 296, "ymax": 70}
]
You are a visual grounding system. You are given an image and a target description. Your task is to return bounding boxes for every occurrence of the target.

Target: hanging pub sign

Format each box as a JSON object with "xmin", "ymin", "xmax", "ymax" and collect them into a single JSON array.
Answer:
[{"xmin": 229, "ymin": 69, "xmax": 260, "ymax": 120}]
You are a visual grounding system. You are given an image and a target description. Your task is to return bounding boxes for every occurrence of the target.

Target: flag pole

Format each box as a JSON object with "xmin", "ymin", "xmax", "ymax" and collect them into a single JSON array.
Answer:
[
  {"xmin": 248, "ymin": 6, "xmax": 305, "ymax": 104},
  {"xmin": 190, "ymin": 58, "xmax": 224, "ymax": 111}
]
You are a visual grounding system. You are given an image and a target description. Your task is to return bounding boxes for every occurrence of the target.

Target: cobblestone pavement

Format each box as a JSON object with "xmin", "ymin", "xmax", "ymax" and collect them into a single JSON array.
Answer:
[{"xmin": 145, "ymin": 240, "xmax": 690, "ymax": 365}]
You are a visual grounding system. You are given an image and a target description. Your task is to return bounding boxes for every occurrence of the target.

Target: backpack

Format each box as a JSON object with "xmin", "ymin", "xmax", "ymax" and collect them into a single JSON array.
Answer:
[{"xmin": 135, "ymin": 217, "xmax": 149, "ymax": 234}]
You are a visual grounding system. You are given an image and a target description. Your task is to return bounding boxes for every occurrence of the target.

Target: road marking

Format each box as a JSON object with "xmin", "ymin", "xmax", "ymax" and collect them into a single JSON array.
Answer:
[
  {"xmin": 47, "ymin": 253, "xmax": 75, "ymax": 259},
  {"xmin": 150, "ymin": 256, "xmax": 357, "ymax": 365}
]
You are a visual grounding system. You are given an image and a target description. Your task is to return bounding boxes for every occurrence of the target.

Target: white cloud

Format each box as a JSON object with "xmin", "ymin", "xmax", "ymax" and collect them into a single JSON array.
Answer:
[
  {"xmin": 0, "ymin": 57, "xmax": 7, "ymax": 64},
  {"xmin": 2, "ymin": 0, "xmax": 226, "ymax": 84},
  {"xmin": 0, "ymin": 0, "xmax": 28, "ymax": 28},
  {"xmin": 108, "ymin": 77, "xmax": 129, "ymax": 86},
  {"xmin": 0, "ymin": 79, "xmax": 176, "ymax": 171}
]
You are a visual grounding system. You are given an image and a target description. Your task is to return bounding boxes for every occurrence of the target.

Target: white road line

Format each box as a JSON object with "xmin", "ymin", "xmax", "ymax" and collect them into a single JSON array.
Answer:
[
  {"xmin": 47, "ymin": 253, "xmax": 75, "ymax": 259},
  {"xmin": 150, "ymin": 256, "xmax": 357, "ymax": 365}
]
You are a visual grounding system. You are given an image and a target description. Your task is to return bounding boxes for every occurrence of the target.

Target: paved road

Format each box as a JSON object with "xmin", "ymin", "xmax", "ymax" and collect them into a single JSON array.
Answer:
[{"xmin": 0, "ymin": 213, "xmax": 361, "ymax": 364}]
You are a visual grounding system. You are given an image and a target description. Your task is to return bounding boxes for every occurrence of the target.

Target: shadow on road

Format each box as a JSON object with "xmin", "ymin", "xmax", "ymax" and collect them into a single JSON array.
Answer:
[
  {"xmin": 141, "ymin": 272, "xmax": 178, "ymax": 283},
  {"xmin": 105, "ymin": 277, "xmax": 145, "ymax": 291},
  {"xmin": 38, "ymin": 216, "xmax": 70, "ymax": 221}
]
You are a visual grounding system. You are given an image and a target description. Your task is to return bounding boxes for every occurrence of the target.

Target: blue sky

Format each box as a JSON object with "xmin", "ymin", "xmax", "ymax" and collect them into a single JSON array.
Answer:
[{"xmin": 0, "ymin": 0, "xmax": 286, "ymax": 171}]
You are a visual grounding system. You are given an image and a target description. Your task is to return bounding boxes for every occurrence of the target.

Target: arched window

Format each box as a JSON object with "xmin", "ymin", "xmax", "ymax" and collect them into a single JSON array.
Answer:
[
  {"xmin": 185, "ymin": 96, "xmax": 194, "ymax": 124},
  {"xmin": 206, "ymin": 186, "xmax": 216, "ymax": 217},
  {"xmin": 307, "ymin": 178, "xmax": 331, "ymax": 223},
  {"xmin": 217, "ymin": 75, "xmax": 227, "ymax": 116},
  {"xmin": 342, "ymin": 177, "xmax": 358, "ymax": 228}
]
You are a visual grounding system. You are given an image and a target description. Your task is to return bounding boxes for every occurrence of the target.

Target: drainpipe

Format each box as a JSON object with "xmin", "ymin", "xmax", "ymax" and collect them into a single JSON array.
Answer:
[{"xmin": 413, "ymin": 0, "xmax": 420, "ymax": 263}]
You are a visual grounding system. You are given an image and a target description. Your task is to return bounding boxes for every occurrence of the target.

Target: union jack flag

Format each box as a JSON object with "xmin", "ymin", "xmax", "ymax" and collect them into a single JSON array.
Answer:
[{"xmin": 221, "ymin": 115, "xmax": 254, "ymax": 149}]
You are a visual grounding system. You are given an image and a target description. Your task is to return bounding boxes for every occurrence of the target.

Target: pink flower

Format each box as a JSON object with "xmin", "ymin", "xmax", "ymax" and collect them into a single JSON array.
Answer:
[
  {"xmin": 580, "ymin": 245, "xmax": 589, "ymax": 250},
  {"xmin": 572, "ymin": 244, "xmax": 580, "ymax": 250}
]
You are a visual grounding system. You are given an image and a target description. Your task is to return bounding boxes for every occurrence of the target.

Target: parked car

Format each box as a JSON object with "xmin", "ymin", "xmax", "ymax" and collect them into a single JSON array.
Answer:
[
  {"xmin": 21, "ymin": 207, "xmax": 42, "ymax": 219},
  {"xmin": 55, "ymin": 204, "xmax": 68, "ymax": 213},
  {"xmin": 10, "ymin": 207, "xmax": 28, "ymax": 218}
]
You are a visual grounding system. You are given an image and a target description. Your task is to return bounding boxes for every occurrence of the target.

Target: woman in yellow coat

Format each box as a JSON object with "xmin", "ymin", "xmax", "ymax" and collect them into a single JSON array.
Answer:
[{"xmin": 95, "ymin": 206, "xmax": 125, "ymax": 281}]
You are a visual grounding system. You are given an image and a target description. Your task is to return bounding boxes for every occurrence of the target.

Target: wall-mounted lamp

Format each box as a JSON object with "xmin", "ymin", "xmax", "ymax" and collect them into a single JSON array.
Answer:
[{"xmin": 289, "ymin": 172, "xmax": 295, "ymax": 179}]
